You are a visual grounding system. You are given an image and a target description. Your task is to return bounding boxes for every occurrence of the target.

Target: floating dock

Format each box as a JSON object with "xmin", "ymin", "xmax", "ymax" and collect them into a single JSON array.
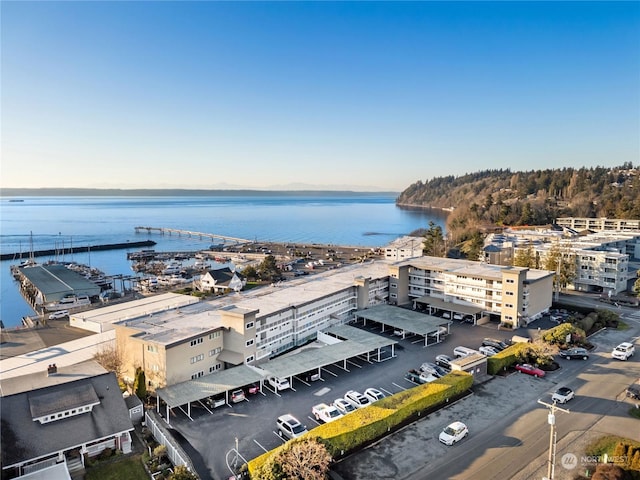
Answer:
[{"xmin": 1, "ymin": 240, "xmax": 157, "ymax": 261}]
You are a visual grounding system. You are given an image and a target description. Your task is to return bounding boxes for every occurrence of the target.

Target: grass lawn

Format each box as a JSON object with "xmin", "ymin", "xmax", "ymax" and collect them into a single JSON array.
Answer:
[
  {"xmin": 85, "ymin": 455, "xmax": 148, "ymax": 480},
  {"xmin": 586, "ymin": 435, "xmax": 640, "ymax": 457}
]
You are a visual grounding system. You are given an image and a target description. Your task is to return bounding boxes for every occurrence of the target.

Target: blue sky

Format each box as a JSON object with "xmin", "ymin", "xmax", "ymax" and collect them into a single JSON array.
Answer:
[{"xmin": 2, "ymin": 1, "xmax": 638, "ymax": 191}]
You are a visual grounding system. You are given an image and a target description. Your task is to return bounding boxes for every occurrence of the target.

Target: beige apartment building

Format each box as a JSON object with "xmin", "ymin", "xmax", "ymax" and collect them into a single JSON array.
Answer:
[{"xmin": 388, "ymin": 257, "xmax": 554, "ymax": 328}]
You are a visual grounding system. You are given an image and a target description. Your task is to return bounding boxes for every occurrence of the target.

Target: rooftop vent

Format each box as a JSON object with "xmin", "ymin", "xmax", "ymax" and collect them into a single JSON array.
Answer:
[{"xmin": 47, "ymin": 363, "xmax": 58, "ymax": 376}]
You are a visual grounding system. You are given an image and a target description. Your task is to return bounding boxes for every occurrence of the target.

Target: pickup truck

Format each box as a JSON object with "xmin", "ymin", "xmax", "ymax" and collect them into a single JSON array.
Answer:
[
  {"xmin": 311, "ymin": 403, "xmax": 343, "ymax": 423},
  {"xmin": 405, "ymin": 369, "xmax": 438, "ymax": 385}
]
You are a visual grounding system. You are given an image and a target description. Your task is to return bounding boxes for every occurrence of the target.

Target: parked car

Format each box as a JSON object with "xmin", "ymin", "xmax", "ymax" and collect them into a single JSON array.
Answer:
[
  {"xmin": 276, "ymin": 414, "xmax": 308, "ymax": 440},
  {"xmin": 515, "ymin": 363, "xmax": 546, "ymax": 378},
  {"xmin": 333, "ymin": 398, "xmax": 357, "ymax": 415},
  {"xmin": 311, "ymin": 403, "xmax": 343, "ymax": 423},
  {"xmin": 453, "ymin": 346, "xmax": 478, "ymax": 358},
  {"xmin": 344, "ymin": 390, "xmax": 371, "ymax": 409},
  {"xmin": 439, "ymin": 421, "xmax": 468, "ymax": 445},
  {"xmin": 435, "ymin": 354, "xmax": 453, "ymax": 370},
  {"xmin": 364, "ymin": 388, "xmax": 385, "ymax": 403},
  {"xmin": 559, "ymin": 347, "xmax": 589, "ymax": 360},
  {"xmin": 453, "ymin": 313, "xmax": 463, "ymax": 321},
  {"xmin": 420, "ymin": 362, "xmax": 448, "ymax": 378},
  {"xmin": 419, "ymin": 372, "xmax": 439, "ymax": 383},
  {"xmin": 552, "ymin": 387, "xmax": 575, "ymax": 404},
  {"xmin": 230, "ymin": 389, "xmax": 245, "ymax": 403},
  {"xmin": 482, "ymin": 338, "xmax": 509, "ymax": 351},
  {"xmin": 206, "ymin": 396, "xmax": 226, "ymax": 409},
  {"xmin": 247, "ymin": 383, "xmax": 260, "ymax": 395},
  {"xmin": 612, "ymin": 342, "xmax": 635, "ymax": 361},
  {"xmin": 479, "ymin": 346, "xmax": 499, "ymax": 357},
  {"xmin": 268, "ymin": 376, "xmax": 291, "ymax": 391},
  {"xmin": 626, "ymin": 384, "xmax": 640, "ymax": 400},
  {"xmin": 48, "ymin": 310, "xmax": 69, "ymax": 320},
  {"xmin": 427, "ymin": 326, "xmax": 448, "ymax": 338}
]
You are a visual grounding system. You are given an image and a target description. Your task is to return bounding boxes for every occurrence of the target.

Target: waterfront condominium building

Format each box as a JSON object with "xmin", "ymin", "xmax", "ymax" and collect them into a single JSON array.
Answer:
[
  {"xmin": 555, "ymin": 217, "xmax": 640, "ymax": 232},
  {"xmin": 388, "ymin": 256, "xmax": 554, "ymax": 329}
]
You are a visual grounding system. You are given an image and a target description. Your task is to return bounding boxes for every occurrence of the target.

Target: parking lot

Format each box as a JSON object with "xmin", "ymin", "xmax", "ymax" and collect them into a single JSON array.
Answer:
[{"xmin": 166, "ymin": 314, "xmax": 522, "ymax": 480}]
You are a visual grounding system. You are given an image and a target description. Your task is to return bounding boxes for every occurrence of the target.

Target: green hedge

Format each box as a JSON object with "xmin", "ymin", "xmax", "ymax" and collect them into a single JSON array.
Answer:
[
  {"xmin": 486, "ymin": 343, "xmax": 531, "ymax": 375},
  {"xmin": 247, "ymin": 371, "xmax": 473, "ymax": 478}
]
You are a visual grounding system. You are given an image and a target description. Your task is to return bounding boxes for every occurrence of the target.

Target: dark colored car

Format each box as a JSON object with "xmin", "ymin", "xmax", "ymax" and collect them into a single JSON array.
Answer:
[
  {"xmin": 482, "ymin": 338, "xmax": 509, "ymax": 351},
  {"xmin": 627, "ymin": 384, "xmax": 640, "ymax": 400},
  {"xmin": 435, "ymin": 354, "xmax": 453, "ymax": 370},
  {"xmin": 559, "ymin": 348, "xmax": 589, "ymax": 360}
]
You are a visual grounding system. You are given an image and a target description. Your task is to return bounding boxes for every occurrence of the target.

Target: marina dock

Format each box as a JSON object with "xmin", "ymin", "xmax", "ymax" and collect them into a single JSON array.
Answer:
[{"xmin": 1, "ymin": 240, "xmax": 157, "ymax": 261}]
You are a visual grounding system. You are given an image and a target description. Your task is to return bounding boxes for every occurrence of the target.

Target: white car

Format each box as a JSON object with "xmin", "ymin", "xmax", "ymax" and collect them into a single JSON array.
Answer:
[
  {"xmin": 551, "ymin": 387, "xmax": 575, "ymax": 404},
  {"xmin": 479, "ymin": 346, "xmax": 499, "ymax": 357},
  {"xmin": 48, "ymin": 310, "xmax": 69, "ymax": 320},
  {"xmin": 439, "ymin": 421, "xmax": 468, "ymax": 445},
  {"xmin": 311, "ymin": 403, "xmax": 343, "ymax": 423},
  {"xmin": 344, "ymin": 390, "xmax": 371, "ymax": 409},
  {"xmin": 276, "ymin": 414, "xmax": 308, "ymax": 440},
  {"xmin": 364, "ymin": 388, "xmax": 385, "ymax": 403},
  {"xmin": 612, "ymin": 342, "xmax": 635, "ymax": 360},
  {"xmin": 333, "ymin": 398, "xmax": 357, "ymax": 415}
]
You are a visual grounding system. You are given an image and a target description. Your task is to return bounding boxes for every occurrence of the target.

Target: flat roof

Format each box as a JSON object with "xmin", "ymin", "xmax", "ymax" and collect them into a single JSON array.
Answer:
[
  {"xmin": 72, "ymin": 293, "xmax": 200, "ymax": 329},
  {"xmin": 0, "ymin": 331, "xmax": 116, "ymax": 381},
  {"xmin": 156, "ymin": 364, "xmax": 267, "ymax": 408},
  {"xmin": 413, "ymin": 297, "xmax": 484, "ymax": 315},
  {"xmin": 18, "ymin": 264, "xmax": 101, "ymax": 301},
  {"xmin": 0, "ymin": 360, "xmax": 107, "ymax": 397},
  {"xmin": 354, "ymin": 304, "xmax": 450, "ymax": 335}
]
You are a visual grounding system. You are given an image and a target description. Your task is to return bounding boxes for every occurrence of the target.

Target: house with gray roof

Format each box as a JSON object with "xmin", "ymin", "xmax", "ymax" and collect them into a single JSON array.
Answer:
[
  {"xmin": 0, "ymin": 363, "xmax": 134, "ymax": 479},
  {"xmin": 196, "ymin": 267, "xmax": 245, "ymax": 293}
]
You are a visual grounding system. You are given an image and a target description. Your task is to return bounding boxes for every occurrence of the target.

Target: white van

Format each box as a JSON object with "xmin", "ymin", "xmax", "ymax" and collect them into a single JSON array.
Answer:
[
  {"xmin": 511, "ymin": 335, "xmax": 531, "ymax": 344},
  {"xmin": 453, "ymin": 346, "xmax": 478, "ymax": 358},
  {"xmin": 268, "ymin": 376, "xmax": 291, "ymax": 391}
]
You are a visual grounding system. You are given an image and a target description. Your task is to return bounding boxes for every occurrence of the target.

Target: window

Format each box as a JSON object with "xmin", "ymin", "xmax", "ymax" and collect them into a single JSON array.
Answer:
[
  {"xmin": 505, "ymin": 303, "xmax": 514, "ymax": 309},
  {"xmin": 190, "ymin": 337, "xmax": 203, "ymax": 347},
  {"xmin": 209, "ymin": 331, "xmax": 221, "ymax": 340},
  {"xmin": 209, "ymin": 363, "xmax": 221, "ymax": 373},
  {"xmin": 245, "ymin": 321, "xmax": 254, "ymax": 329},
  {"xmin": 147, "ymin": 345, "xmax": 158, "ymax": 353},
  {"xmin": 505, "ymin": 291, "xmax": 514, "ymax": 296},
  {"xmin": 246, "ymin": 339, "xmax": 254, "ymax": 347},
  {"xmin": 190, "ymin": 354, "xmax": 204, "ymax": 364},
  {"xmin": 191, "ymin": 371, "xmax": 204, "ymax": 379},
  {"xmin": 390, "ymin": 293, "xmax": 397, "ymax": 299},
  {"xmin": 209, "ymin": 347, "xmax": 222, "ymax": 356},
  {"xmin": 390, "ymin": 283, "xmax": 397, "ymax": 289},
  {"xmin": 506, "ymin": 279, "xmax": 515, "ymax": 284},
  {"xmin": 246, "ymin": 355, "xmax": 254, "ymax": 363}
]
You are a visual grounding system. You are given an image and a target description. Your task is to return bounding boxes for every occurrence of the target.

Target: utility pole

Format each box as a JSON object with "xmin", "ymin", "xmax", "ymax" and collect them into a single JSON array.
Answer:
[{"xmin": 538, "ymin": 399, "xmax": 570, "ymax": 480}]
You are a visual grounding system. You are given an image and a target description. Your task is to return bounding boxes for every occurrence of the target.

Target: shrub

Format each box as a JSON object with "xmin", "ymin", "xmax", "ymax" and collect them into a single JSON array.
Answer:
[{"xmin": 542, "ymin": 323, "xmax": 586, "ymax": 348}]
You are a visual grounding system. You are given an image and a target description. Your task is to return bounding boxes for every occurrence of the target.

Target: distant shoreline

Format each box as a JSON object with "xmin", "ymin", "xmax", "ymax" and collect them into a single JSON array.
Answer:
[
  {"xmin": 1, "ymin": 188, "xmax": 399, "ymax": 197},
  {"xmin": 396, "ymin": 202, "xmax": 454, "ymax": 212}
]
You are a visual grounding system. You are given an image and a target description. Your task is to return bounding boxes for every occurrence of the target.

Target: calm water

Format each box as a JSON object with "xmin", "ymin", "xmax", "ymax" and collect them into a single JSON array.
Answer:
[{"xmin": 0, "ymin": 195, "xmax": 447, "ymax": 327}]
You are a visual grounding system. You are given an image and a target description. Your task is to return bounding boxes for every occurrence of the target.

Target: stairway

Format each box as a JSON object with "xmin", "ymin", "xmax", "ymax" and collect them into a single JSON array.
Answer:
[{"xmin": 66, "ymin": 454, "xmax": 85, "ymax": 480}]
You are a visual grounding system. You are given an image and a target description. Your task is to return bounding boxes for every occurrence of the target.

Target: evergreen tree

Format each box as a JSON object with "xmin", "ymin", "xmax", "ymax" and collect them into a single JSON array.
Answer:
[{"xmin": 422, "ymin": 221, "xmax": 445, "ymax": 257}]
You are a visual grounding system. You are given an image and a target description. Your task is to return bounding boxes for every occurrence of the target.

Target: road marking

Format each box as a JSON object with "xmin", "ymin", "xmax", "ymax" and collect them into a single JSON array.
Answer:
[
  {"xmin": 253, "ymin": 439, "xmax": 268, "ymax": 453},
  {"xmin": 308, "ymin": 416, "xmax": 321, "ymax": 425},
  {"xmin": 392, "ymin": 382, "xmax": 407, "ymax": 390},
  {"xmin": 321, "ymin": 367, "xmax": 339, "ymax": 377},
  {"xmin": 347, "ymin": 360, "xmax": 362, "ymax": 369},
  {"xmin": 315, "ymin": 387, "xmax": 331, "ymax": 396}
]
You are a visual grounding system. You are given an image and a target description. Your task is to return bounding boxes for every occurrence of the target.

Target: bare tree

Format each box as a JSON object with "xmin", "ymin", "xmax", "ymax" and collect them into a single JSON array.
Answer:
[
  {"xmin": 279, "ymin": 438, "xmax": 331, "ymax": 480},
  {"xmin": 93, "ymin": 343, "xmax": 123, "ymax": 378}
]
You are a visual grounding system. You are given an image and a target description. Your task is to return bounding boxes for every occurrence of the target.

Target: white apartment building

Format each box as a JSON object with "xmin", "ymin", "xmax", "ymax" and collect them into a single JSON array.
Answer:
[
  {"xmin": 556, "ymin": 217, "xmax": 640, "ymax": 232},
  {"xmin": 388, "ymin": 257, "xmax": 554, "ymax": 329},
  {"xmin": 384, "ymin": 235, "xmax": 423, "ymax": 260}
]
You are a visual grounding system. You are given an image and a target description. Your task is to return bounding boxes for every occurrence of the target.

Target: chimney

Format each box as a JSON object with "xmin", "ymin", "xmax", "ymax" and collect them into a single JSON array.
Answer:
[{"xmin": 47, "ymin": 364, "xmax": 58, "ymax": 376}]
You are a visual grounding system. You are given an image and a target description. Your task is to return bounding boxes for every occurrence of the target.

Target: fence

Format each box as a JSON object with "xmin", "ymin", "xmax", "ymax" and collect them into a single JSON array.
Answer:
[{"xmin": 144, "ymin": 410, "xmax": 198, "ymax": 478}]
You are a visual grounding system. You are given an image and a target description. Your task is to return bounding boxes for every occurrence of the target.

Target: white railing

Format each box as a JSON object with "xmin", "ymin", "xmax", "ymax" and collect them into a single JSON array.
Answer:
[
  {"xmin": 22, "ymin": 457, "xmax": 58, "ymax": 475},
  {"xmin": 86, "ymin": 438, "xmax": 116, "ymax": 457},
  {"xmin": 144, "ymin": 411, "xmax": 193, "ymax": 473}
]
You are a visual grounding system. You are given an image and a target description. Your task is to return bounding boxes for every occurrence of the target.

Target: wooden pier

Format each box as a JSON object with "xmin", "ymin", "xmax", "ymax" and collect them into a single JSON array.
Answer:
[{"xmin": 134, "ymin": 227, "xmax": 250, "ymax": 244}]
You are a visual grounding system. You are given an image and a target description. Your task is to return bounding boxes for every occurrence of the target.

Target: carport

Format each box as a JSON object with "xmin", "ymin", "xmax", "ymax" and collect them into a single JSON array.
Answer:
[
  {"xmin": 413, "ymin": 296, "xmax": 484, "ymax": 324},
  {"xmin": 155, "ymin": 364, "xmax": 266, "ymax": 425},
  {"xmin": 255, "ymin": 324, "xmax": 398, "ymax": 391},
  {"xmin": 354, "ymin": 304, "xmax": 451, "ymax": 346}
]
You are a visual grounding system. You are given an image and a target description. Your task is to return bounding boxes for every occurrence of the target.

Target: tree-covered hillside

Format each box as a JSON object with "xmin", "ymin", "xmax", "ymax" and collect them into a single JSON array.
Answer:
[{"xmin": 398, "ymin": 164, "xmax": 640, "ymax": 259}]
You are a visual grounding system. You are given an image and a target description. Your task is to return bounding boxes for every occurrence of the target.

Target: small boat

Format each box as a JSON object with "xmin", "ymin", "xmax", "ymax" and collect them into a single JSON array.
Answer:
[{"xmin": 44, "ymin": 294, "xmax": 91, "ymax": 312}]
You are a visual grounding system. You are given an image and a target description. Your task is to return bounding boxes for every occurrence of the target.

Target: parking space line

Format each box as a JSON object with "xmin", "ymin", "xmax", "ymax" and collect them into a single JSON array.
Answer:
[
  {"xmin": 347, "ymin": 360, "xmax": 362, "ymax": 369},
  {"xmin": 273, "ymin": 431, "xmax": 286, "ymax": 443},
  {"xmin": 178, "ymin": 405, "xmax": 194, "ymax": 421},
  {"xmin": 308, "ymin": 416, "xmax": 321, "ymax": 426},
  {"xmin": 294, "ymin": 376, "xmax": 310, "ymax": 387},
  {"xmin": 381, "ymin": 387, "xmax": 395, "ymax": 396},
  {"xmin": 253, "ymin": 439, "xmax": 269, "ymax": 453},
  {"xmin": 392, "ymin": 382, "xmax": 407, "ymax": 391},
  {"xmin": 198, "ymin": 400, "xmax": 213, "ymax": 414},
  {"xmin": 321, "ymin": 367, "xmax": 338, "ymax": 377}
]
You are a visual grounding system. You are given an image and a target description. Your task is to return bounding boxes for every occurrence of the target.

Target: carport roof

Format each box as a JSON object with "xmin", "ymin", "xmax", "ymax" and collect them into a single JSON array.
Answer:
[
  {"xmin": 413, "ymin": 297, "xmax": 484, "ymax": 315},
  {"xmin": 254, "ymin": 325, "xmax": 397, "ymax": 379},
  {"xmin": 156, "ymin": 325, "xmax": 396, "ymax": 408},
  {"xmin": 354, "ymin": 304, "xmax": 449, "ymax": 335},
  {"xmin": 156, "ymin": 364, "xmax": 266, "ymax": 408}
]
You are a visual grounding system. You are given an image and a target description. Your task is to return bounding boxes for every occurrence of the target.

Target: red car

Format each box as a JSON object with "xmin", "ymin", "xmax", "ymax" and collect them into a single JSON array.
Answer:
[{"xmin": 515, "ymin": 363, "xmax": 545, "ymax": 378}]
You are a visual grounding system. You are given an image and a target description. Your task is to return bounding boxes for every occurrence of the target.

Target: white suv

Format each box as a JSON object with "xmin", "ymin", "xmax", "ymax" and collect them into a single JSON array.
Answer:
[
  {"xmin": 276, "ymin": 414, "xmax": 308, "ymax": 440},
  {"xmin": 612, "ymin": 342, "xmax": 635, "ymax": 361}
]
